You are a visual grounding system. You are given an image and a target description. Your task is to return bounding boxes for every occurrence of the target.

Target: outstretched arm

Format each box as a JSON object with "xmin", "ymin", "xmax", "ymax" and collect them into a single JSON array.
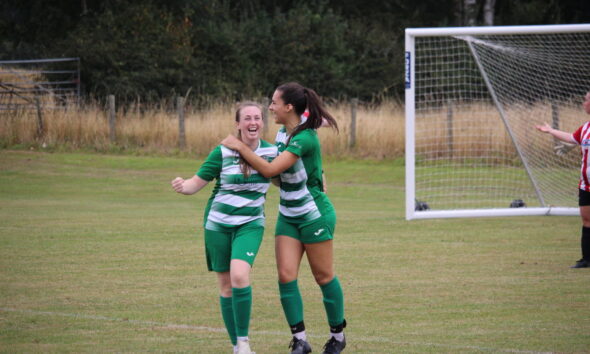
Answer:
[
  {"xmin": 171, "ymin": 175, "xmax": 209, "ymax": 195},
  {"xmin": 221, "ymin": 135, "xmax": 299, "ymax": 178},
  {"xmin": 535, "ymin": 123, "xmax": 576, "ymax": 144}
]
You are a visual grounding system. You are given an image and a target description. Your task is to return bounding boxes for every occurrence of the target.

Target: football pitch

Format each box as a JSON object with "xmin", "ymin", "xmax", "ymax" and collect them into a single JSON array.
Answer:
[{"xmin": 0, "ymin": 150, "xmax": 588, "ymax": 353}]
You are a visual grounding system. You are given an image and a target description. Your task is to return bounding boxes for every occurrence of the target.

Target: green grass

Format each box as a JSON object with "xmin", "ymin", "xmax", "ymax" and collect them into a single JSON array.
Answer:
[{"xmin": 1, "ymin": 150, "xmax": 589, "ymax": 353}]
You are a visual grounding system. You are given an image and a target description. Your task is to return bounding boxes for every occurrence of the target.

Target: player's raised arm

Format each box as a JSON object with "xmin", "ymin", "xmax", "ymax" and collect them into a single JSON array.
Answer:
[{"xmin": 535, "ymin": 122, "xmax": 576, "ymax": 144}]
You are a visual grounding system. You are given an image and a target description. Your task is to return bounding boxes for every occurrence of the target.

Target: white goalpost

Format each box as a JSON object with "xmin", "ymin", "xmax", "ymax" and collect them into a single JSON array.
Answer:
[{"xmin": 405, "ymin": 24, "xmax": 590, "ymax": 220}]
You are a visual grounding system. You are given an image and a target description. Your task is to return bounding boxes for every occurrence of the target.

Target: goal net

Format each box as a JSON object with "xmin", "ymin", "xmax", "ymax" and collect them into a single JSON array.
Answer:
[{"xmin": 405, "ymin": 24, "xmax": 590, "ymax": 219}]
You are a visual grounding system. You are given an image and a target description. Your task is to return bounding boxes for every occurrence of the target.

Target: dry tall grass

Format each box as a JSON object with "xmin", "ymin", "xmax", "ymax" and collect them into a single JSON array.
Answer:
[
  {"xmin": 414, "ymin": 100, "xmax": 586, "ymax": 162},
  {"xmin": 0, "ymin": 99, "xmax": 585, "ymax": 160},
  {"xmin": 0, "ymin": 100, "xmax": 406, "ymax": 159}
]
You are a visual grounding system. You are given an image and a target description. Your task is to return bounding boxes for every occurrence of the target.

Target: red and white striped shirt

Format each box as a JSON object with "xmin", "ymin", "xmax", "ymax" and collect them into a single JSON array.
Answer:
[{"xmin": 572, "ymin": 121, "xmax": 590, "ymax": 191}]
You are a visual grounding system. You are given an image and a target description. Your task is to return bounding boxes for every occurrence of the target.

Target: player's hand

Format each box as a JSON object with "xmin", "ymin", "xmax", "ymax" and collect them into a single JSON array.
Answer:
[
  {"xmin": 171, "ymin": 177, "xmax": 185, "ymax": 193},
  {"xmin": 535, "ymin": 123, "xmax": 552, "ymax": 133},
  {"xmin": 221, "ymin": 134, "xmax": 243, "ymax": 151}
]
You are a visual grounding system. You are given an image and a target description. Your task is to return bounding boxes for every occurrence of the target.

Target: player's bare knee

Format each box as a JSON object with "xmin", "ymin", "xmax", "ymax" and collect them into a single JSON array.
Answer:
[
  {"xmin": 312, "ymin": 271, "xmax": 334, "ymax": 286},
  {"xmin": 218, "ymin": 281, "xmax": 232, "ymax": 297},
  {"xmin": 230, "ymin": 271, "xmax": 250, "ymax": 288},
  {"xmin": 277, "ymin": 268, "xmax": 298, "ymax": 283},
  {"xmin": 231, "ymin": 278, "xmax": 249, "ymax": 289}
]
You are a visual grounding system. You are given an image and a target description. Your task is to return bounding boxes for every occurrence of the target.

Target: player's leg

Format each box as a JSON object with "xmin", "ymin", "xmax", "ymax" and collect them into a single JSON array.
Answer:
[
  {"xmin": 275, "ymin": 216, "xmax": 309, "ymax": 353},
  {"xmin": 576, "ymin": 208, "xmax": 590, "ymax": 268},
  {"xmin": 276, "ymin": 235, "xmax": 309, "ymax": 353},
  {"xmin": 230, "ymin": 221, "xmax": 264, "ymax": 353},
  {"xmin": 305, "ymin": 240, "xmax": 346, "ymax": 354},
  {"xmin": 205, "ymin": 228, "xmax": 238, "ymax": 350},
  {"xmin": 575, "ymin": 190, "xmax": 590, "ymax": 268},
  {"xmin": 302, "ymin": 214, "xmax": 346, "ymax": 354},
  {"xmin": 216, "ymin": 272, "xmax": 237, "ymax": 351}
]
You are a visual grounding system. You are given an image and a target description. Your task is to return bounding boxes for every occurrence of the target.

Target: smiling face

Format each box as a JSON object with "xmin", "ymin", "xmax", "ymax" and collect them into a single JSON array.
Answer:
[
  {"xmin": 269, "ymin": 89, "xmax": 292, "ymax": 125},
  {"xmin": 584, "ymin": 92, "xmax": 590, "ymax": 115},
  {"xmin": 236, "ymin": 105, "xmax": 263, "ymax": 145}
]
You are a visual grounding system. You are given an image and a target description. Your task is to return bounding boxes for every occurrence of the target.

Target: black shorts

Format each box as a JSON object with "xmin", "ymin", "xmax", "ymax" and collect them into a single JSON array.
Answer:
[{"xmin": 579, "ymin": 189, "xmax": 590, "ymax": 206}]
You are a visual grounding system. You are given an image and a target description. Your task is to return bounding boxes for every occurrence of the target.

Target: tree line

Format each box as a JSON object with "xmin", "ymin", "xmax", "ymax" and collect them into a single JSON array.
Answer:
[{"xmin": 1, "ymin": 0, "xmax": 589, "ymax": 103}]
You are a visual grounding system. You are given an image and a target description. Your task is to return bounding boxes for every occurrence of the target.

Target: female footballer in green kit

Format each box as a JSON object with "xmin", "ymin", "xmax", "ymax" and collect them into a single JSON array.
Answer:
[
  {"xmin": 172, "ymin": 102, "xmax": 277, "ymax": 354},
  {"xmin": 222, "ymin": 83, "xmax": 346, "ymax": 354}
]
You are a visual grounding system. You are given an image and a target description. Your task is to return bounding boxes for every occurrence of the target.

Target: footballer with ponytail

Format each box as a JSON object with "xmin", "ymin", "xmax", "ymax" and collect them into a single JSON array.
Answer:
[
  {"xmin": 221, "ymin": 82, "xmax": 347, "ymax": 354},
  {"xmin": 275, "ymin": 82, "xmax": 339, "ymax": 144}
]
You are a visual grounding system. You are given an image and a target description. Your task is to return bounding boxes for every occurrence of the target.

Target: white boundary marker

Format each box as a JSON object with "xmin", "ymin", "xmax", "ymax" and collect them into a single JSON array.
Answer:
[{"xmin": 1, "ymin": 307, "xmax": 553, "ymax": 353}]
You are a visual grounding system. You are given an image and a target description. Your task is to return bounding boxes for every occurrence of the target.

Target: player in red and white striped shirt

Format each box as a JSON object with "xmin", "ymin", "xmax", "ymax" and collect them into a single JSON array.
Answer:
[{"xmin": 536, "ymin": 91, "xmax": 590, "ymax": 268}]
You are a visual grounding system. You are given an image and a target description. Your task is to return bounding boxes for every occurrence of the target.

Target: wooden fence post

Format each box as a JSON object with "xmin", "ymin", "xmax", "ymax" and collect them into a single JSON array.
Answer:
[
  {"xmin": 447, "ymin": 100, "xmax": 453, "ymax": 159},
  {"xmin": 551, "ymin": 101, "xmax": 560, "ymax": 146},
  {"xmin": 349, "ymin": 98, "xmax": 358, "ymax": 148},
  {"xmin": 34, "ymin": 98, "xmax": 44, "ymax": 139},
  {"xmin": 177, "ymin": 96, "xmax": 186, "ymax": 149},
  {"xmin": 108, "ymin": 95, "xmax": 116, "ymax": 143},
  {"xmin": 551, "ymin": 101, "xmax": 559, "ymax": 129}
]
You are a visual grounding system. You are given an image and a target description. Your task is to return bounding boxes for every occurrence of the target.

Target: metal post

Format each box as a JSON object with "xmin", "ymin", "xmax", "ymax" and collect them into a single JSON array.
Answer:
[
  {"xmin": 76, "ymin": 58, "xmax": 81, "ymax": 105},
  {"xmin": 349, "ymin": 98, "xmax": 358, "ymax": 148},
  {"xmin": 108, "ymin": 95, "xmax": 116, "ymax": 143},
  {"xmin": 177, "ymin": 96, "xmax": 186, "ymax": 149},
  {"xmin": 405, "ymin": 33, "xmax": 417, "ymax": 220}
]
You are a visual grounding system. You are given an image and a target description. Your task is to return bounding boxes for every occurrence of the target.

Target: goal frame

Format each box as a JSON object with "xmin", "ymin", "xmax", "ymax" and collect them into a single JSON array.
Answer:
[{"xmin": 405, "ymin": 24, "xmax": 590, "ymax": 220}]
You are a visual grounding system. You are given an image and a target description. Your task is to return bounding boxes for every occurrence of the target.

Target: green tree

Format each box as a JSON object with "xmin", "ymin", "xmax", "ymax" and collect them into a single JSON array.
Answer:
[
  {"xmin": 62, "ymin": 2, "xmax": 195, "ymax": 101},
  {"xmin": 2, "ymin": 0, "xmax": 589, "ymax": 102}
]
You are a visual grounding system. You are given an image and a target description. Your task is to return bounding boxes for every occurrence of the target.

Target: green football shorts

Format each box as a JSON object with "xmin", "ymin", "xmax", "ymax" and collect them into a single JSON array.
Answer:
[
  {"xmin": 204, "ymin": 219, "xmax": 264, "ymax": 272},
  {"xmin": 275, "ymin": 211, "xmax": 336, "ymax": 244}
]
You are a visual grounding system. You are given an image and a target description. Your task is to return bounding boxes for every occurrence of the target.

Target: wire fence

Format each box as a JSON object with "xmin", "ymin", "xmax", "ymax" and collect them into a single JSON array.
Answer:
[{"xmin": 0, "ymin": 58, "xmax": 80, "ymax": 112}]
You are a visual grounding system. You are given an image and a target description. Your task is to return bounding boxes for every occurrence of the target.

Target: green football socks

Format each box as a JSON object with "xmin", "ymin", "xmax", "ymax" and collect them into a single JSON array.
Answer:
[
  {"xmin": 320, "ymin": 276, "xmax": 345, "ymax": 327},
  {"xmin": 219, "ymin": 296, "xmax": 237, "ymax": 345},
  {"xmin": 232, "ymin": 286, "xmax": 252, "ymax": 337},
  {"xmin": 279, "ymin": 279, "xmax": 304, "ymax": 326}
]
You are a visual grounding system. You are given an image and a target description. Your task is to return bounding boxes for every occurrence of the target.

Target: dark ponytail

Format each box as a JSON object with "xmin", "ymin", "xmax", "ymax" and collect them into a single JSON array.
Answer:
[{"xmin": 276, "ymin": 82, "xmax": 338, "ymax": 144}]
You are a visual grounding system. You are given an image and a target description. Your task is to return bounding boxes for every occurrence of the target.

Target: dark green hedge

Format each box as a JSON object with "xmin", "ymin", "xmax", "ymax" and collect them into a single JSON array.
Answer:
[{"xmin": 2, "ymin": 0, "xmax": 589, "ymax": 102}]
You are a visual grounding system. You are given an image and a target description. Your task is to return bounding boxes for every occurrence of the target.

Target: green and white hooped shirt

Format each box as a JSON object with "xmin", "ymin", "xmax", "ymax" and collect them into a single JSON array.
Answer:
[
  {"xmin": 197, "ymin": 140, "xmax": 278, "ymax": 230},
  {"xmin": 275, "ymin": 127, "xmax": 334, "ymax": 223}
]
